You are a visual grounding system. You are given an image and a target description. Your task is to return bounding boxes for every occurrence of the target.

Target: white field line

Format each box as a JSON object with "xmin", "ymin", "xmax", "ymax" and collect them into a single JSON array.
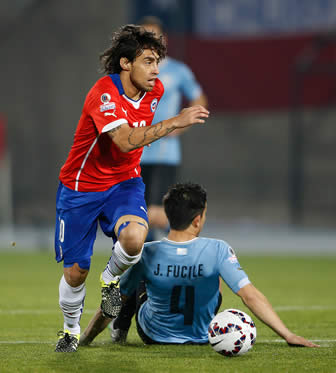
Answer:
[
  {"xmin": 0, "ymin": 339, "xmax": 335, "ymax": 345},
  {"xmin": 0, "ymin": 309, "xmax": 98, "ymax": 315},
  {"xmin": 1, "ymin": 305, "xmax": 335, "ymax": 315},
  {"xmin": 274, "ymin": 305, "xmax": 336, "ymax": 311},
  {"xmin": 258, "ymin": 339, "xmax": 336, "ymax": 343}
]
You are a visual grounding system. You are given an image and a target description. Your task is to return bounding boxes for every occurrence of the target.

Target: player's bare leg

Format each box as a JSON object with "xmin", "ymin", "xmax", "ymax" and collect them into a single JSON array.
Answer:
[
  {"xmin": 79, "ymin": 308, "xmax": 111, "ymax": 346},
  {"xmin": 146, "ymin": 205, "xmax": 169, "ymax": 241},
  {"xmin": 147, "ymin": 205, "xmax": 168, "ymax": 229}
]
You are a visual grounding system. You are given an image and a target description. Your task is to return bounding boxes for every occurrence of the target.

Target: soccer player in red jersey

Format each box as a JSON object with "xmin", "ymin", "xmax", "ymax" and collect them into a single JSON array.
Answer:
[{"xmin": 54, "ymin": 24, "xmax": 209, "ymax": 352}]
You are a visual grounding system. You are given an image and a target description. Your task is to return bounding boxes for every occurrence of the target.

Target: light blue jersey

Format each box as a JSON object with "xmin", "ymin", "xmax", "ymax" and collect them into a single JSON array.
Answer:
[
  {"xmin": 141, "ymin": 57, "xmax": 202, "ymax": 165},
  {"xmin": 120, "ymin": 237, "xmax": 250, "ymax": 344}
]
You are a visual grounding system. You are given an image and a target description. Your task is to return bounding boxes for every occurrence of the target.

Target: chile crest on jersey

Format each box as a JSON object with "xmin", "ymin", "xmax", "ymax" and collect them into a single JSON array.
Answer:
[{"xmin": 113, "ymin": 76, "xmax": 163, "ymax": 128}]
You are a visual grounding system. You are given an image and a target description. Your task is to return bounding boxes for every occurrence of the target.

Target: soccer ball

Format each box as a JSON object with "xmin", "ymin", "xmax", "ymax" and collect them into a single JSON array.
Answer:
[{"xmin": 208, "ymin": 309, "xmax": 257, "ymax": 357}]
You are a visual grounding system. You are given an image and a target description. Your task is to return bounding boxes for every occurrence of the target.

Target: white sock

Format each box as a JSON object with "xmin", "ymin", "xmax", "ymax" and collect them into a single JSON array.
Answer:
[
  {"xmin": 101, "ymin": 241, "xmax": 142, "ymax": 284},
  {"xmin": 59, "ymin": 275, "xmax": 86, "ymax": 335}
]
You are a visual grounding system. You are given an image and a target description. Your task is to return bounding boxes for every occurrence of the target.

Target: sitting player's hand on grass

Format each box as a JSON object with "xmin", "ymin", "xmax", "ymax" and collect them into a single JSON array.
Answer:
[
  {"xmin": 237, "ymin": 284, "xmax": 319, "ymax": 348},
  {"xmin": 285, "ymin": 333, "xmax": 320, "ymax": 348}
]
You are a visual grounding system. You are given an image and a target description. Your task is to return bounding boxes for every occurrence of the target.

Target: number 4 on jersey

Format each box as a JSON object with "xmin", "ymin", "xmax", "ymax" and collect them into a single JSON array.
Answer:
[{"xmin": 170, "ymin": 285, "xmax": 195, "ymax": 325}]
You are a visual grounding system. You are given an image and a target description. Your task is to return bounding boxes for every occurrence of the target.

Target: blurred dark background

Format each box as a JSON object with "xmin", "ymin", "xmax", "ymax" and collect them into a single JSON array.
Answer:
[{"xmin": 1, "ymin": 0, "xmax": 336, "ymax": 247}]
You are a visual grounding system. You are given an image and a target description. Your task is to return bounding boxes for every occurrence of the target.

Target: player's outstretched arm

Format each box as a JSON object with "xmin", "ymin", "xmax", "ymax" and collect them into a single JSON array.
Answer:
[
  {"xmin": 237, "ymin": 284, "xmax": 319, "ymax": 348},
  {"xmin": 108, "ymin": 105, "xmax": 209, "ymax": 152}
]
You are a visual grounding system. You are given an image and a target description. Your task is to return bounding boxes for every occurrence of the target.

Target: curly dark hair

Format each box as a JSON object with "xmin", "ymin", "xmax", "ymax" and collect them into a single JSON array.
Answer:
[
  {"xmin": 163, "ymin": 183, "xmax": 207, "ymax": 230},
  {"xmin": 100, "ymin": 24, "xmax": 166, "ymax": 74}
]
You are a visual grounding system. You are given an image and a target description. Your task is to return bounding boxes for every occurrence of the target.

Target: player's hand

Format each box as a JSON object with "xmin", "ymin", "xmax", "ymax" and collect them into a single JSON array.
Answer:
[
  {"xmin": 175, "ymin": 105, "xmax": 209, "ymax": 128},
  {"xmin": 286, "ymin": 333, "xmax": 320, "ymax": 347}
]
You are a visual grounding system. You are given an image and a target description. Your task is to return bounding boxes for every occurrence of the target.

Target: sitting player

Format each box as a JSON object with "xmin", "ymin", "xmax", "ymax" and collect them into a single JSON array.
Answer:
[{"xmin": 80, "ymin": 183, "xmax": 318, "ymax": 347}]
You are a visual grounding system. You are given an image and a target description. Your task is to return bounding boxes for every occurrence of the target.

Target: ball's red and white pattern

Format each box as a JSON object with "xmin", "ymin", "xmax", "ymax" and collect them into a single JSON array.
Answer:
[{"xmin": 208, "ymin": 309, "xmax": 257, "ymax": 357}]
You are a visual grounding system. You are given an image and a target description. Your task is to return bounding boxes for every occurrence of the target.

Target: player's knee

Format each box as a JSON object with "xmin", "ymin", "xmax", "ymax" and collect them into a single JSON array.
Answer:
[
  {"xmin": 64, "ymin": 264, "xmax": 89, "ymax": 287},
  {"xmin": 118, "ymin": 222, "xmax": 147, "ymax": 256}
]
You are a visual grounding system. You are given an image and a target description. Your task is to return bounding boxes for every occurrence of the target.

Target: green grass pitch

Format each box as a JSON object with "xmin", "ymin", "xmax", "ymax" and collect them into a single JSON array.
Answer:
[{"xmin": 0, "ymin": 251, "xmax": 335, "ymax": 373}]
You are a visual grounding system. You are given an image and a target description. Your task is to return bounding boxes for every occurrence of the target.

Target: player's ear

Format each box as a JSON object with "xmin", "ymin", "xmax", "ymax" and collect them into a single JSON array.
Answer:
[
  {"xmin": 192, "ymin": 214, "xmax": 201, "ymax": 228},
  {"xmin": 120, "ymin": 57, "xmax": 131, "ymax": 71}
]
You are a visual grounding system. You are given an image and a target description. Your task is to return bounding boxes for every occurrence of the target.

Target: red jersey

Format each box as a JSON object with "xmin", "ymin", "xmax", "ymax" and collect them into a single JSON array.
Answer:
[{"xmin": 60, "ymin": 74, "xmax": 164, "ymax": 192}]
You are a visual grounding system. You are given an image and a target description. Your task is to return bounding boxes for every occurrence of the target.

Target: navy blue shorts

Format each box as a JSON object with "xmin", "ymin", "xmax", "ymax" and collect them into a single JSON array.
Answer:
[{"xmin": 54, "ymin": 178, "xmax": 148, "ymax": 270}]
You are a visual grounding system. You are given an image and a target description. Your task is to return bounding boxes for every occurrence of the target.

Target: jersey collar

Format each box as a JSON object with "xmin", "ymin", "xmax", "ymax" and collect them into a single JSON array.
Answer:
[
  {"xmin": 109, "ymin": 73, "xmax": 147, "ymax": 109},
  {"xmin": 162, "ymin": 237, "xmax": 200, "ymax": 244},
  {"xmin": 109, "ymin": 74, "xmax": 124, "ymax": 95}
]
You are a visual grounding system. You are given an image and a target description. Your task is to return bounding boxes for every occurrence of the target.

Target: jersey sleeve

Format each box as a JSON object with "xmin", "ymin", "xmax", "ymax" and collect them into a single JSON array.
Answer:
[
  {"xmin": 120, "ymin": 260, "xmax": 144, "ymax": 296},
  {"xmin": 178, "ymin": 63, "xmax": 202, "ymax": 101},
  {"xmin": 85, "ymin": 83, "xmax": 128, "ymax": 134},
  {"xmin": 216, "ymin": 241, "xmax": 250, "ymax": 293}
]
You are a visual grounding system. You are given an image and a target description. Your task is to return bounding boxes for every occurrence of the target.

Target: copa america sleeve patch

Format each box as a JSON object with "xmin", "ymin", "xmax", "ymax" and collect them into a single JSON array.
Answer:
[{"xmin": 227, "ymin": 246, "xmax": 238, "ymax": 263}]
